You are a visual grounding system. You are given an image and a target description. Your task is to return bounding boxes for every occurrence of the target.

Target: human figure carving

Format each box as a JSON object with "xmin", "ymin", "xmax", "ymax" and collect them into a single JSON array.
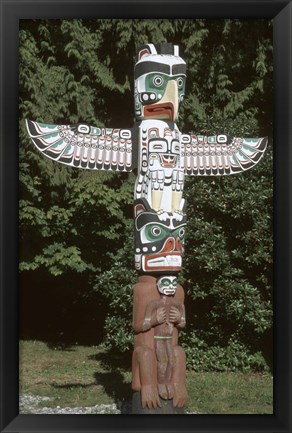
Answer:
[{"xmin": 132, "ymin": 275, "xmax": 188, "ymax": 408}]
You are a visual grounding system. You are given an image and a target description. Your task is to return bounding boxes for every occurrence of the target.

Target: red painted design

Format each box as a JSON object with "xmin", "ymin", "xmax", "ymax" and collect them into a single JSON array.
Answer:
[{"xmin": 144, "ymin": 103, "xmax": 174, "ymax": 121}]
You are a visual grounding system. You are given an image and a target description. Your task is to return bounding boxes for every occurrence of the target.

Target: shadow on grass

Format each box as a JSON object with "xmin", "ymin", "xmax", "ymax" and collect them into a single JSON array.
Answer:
[
  {"xmin": 88, "ymin": 349, "xmax": 132, "ymax": 372},
  {"xmin": 52, "ymin": 382, "xmax": 97, "ymax": 389},
  {"xmin": 50, "ymin": 349, "xmax": 133, "ymax": 412},
  {"xmin": 46, "ymin": 341, "xmax": 77, "ymax": 351},
  {"xmin": 93, "ymin": 371, "xmax": 132, "ymax": 402},
  {"xmin": 91, "ymin": 350, "xmax": 133, "ymax": 412},
  {"xmin": 51, "ymin": 371, "xmax": 131, "ymax": 401},
  {"xmin": 51, "ymin": 371, "xmax": 132, "ymax": 413}
]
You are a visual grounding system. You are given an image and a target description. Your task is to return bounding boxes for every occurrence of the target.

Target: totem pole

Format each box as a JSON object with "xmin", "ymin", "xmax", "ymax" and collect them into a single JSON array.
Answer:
[{"xmin": 26, "ymin": 43, "xmax": 267, "ymax": 413}]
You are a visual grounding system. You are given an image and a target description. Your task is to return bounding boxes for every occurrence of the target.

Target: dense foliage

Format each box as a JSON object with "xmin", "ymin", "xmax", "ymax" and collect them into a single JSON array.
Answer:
[{"xmin": 19, "ymin": 19, "xmax": 273, "ymax": 372}]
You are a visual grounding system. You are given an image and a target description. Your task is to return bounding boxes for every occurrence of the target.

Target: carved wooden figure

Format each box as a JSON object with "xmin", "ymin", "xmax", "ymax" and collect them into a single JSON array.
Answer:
[
  {"xmin": 132, "ymin": 275, "xmax": 187, "ymax": 409},
  {"xmin": 26, "ymin": 42, "xmax": 267, "ymax": 412}
]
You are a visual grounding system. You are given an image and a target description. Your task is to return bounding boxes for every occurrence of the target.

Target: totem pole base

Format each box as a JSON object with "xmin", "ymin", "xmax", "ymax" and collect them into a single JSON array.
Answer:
[{"xmin": 131, "ymin": 392, "xmax": 185, "ymax": 414}]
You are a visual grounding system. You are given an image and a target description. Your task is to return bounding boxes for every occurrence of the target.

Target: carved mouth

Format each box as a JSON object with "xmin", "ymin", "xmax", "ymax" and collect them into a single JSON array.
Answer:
[
  {"xmin": 159, "ymin": 154, "xmax": 177, "ymax": 167},
  {"xmin": 143, "ymin": 253, "xmax": 182, "ymax": 272},
  {"xmin": 144, "ymin": 103, "xmax": 174, "ymax": 121}
]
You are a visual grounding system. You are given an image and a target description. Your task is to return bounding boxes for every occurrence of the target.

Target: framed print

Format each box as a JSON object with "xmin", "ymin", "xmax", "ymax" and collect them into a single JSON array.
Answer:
[{"xmin": 0, "ymin": 1, "xmax": 291, "ymax": 433}]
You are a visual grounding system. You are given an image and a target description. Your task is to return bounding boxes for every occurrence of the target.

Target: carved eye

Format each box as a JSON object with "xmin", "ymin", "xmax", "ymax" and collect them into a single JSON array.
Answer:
[
  {"xmin": 179, "ymin": 228, "xmax": 185, "ymax": 238},
  {"xmin": 151, "ymin": 226, "xmax": 161, "ymax": 237},
  {"xmin": 162, "ymin": 280, "xmax": 170, "ymax": 287},
  {"xmin": 177, "ymin": 77, "xmax": 184, "ymax": 89},
  {"xmin": 153, "ymin": 75, "xmax": 164, "ymax": 87},
  {"xmin": 174, "ymin": 227, "xmax": 185, "ymax": 239}
]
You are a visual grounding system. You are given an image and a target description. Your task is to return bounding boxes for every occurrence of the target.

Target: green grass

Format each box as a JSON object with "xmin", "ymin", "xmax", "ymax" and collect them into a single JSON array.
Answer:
[
  {"xmin": 19, "ymin": 340, "xmax": 273, "ymax": 414},
  {"xmin": 187, "ymin": 371, "xmax": 273, "ymax": 414}
]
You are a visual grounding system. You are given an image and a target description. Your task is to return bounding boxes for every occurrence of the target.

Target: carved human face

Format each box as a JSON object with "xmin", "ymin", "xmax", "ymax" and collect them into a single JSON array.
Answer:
[
  {"xmin": 157, "ymin": 276, "xmax": 177, "ymax": 296},
  {"xmin": 134, "ymin": 198, "xmax": 186, "ymax": 274}
]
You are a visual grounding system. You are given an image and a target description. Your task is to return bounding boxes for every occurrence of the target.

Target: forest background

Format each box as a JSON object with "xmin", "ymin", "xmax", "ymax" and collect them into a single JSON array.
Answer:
[{"xmin": 19, "ymin": 18, "xmax": 273, "ymax": 373}]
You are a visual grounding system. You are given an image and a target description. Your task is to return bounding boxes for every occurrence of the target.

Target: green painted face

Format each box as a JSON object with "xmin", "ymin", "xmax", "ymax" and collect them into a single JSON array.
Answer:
[
  {"xmin": 143, "ymin": 223, "xmax": 185, "ymax": 244},
  {"xmin": 145, "ymin": 73, "xmax": 186, "ymax": 100}
]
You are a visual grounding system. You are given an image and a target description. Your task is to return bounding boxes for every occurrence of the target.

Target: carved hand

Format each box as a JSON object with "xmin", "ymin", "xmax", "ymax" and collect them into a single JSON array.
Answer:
[
  {"xmin": 155, "ymin": 307, "xmax": 167, "ymax": 325},
  {"xmin": 169, "ymin": 306, "xmax": 184, "ymax": 325}
]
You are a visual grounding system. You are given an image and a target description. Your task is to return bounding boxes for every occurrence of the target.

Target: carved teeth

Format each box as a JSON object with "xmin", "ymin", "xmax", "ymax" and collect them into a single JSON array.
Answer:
[{"xmin": 145, "ymin": 255, "xmax": 182, "ymax": 268}]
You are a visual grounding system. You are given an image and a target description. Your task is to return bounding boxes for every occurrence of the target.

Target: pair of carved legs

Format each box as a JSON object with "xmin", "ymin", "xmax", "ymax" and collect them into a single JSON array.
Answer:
[{"xmin": 132, "ymin": 343, "xmax": 187, "ymax": 408}]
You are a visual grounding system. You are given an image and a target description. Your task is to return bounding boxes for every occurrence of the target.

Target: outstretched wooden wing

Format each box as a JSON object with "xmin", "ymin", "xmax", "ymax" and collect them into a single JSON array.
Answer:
[
  {"xmin": 181, "ymin": 133, "xmax": 268, "ymax": 176},
  {"xmin": 26, "ymin": 120, "xmax": 134, "ymax": 172}
]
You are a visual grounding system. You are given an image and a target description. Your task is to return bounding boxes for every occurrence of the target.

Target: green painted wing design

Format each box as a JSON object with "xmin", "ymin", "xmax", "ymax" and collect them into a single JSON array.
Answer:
[
  {"xmin": 181, "ymin": 133, "xmax": 268, "ymax": 176},
  {"xmin": 26, "ymin": 120, "xmax": 133, "ymax": 171}
]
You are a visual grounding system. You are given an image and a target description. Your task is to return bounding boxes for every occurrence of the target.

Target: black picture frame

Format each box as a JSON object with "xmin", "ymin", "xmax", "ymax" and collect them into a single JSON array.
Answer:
[{"xmin": 0, "ymin": 1, "xmax": 291, "ymax": 432}]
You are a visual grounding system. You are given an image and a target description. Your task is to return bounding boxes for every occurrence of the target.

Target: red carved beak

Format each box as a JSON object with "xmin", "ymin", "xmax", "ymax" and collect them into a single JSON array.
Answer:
[{"xmin": 144, "ymin": 103, "xmax": 174, "ymax": 121}]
